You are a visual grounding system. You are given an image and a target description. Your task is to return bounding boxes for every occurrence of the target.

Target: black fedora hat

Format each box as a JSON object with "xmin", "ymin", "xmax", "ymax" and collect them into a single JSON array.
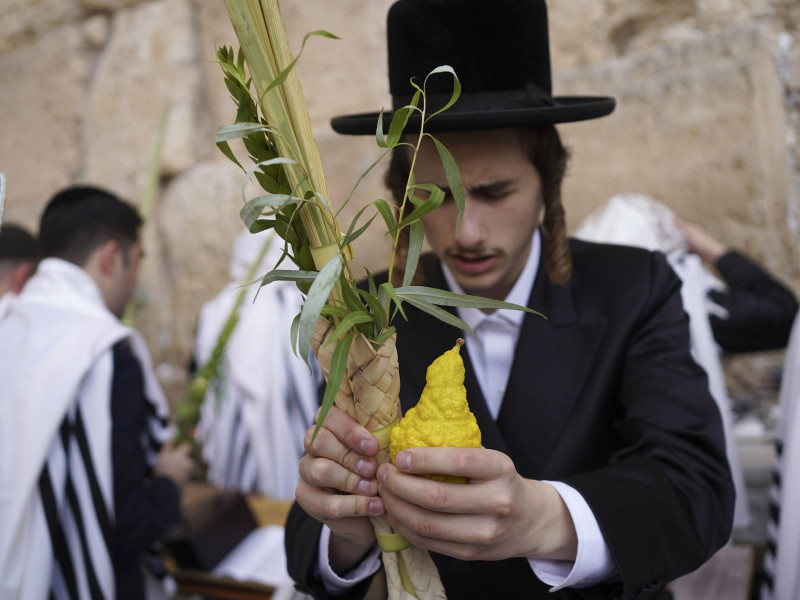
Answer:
[{"xmin": 331, "ymin": 0, "xmax": 615, "ymax": 135}]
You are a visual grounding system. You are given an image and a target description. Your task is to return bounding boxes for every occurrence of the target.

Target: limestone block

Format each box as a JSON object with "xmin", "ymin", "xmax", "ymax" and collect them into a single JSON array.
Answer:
[
  {"xmin": 0, "ymin": 0, "xmax": 84, "ymax": 53},
  {"xmin": 79, "ymin": 0, "xmax": 146, "ymax": 11},
  {"xmin": 0, "ymin": 23, "xmax": 91, "ymax": 225},
  {"xmin": 556, "ymin": 24, "xmax": 798, "ymax": 285},
  {"xmin": 84, "ymin": 0, "xmax": 213, "ymax": 199},
  {"xmin": 135, "ymin": 159, "xmax": 248, "ymax": 371}
]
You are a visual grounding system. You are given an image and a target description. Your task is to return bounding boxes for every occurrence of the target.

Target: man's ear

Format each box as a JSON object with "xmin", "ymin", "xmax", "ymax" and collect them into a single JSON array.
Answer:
[{"xmin": 97, "ymin": 239, "xmax": 122, "ymax": 275}]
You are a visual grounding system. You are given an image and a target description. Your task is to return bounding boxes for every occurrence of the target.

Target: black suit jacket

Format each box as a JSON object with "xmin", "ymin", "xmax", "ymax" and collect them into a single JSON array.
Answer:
[{"xmin": 286, "ymin": 238, "xmax": 735, "ymax": 600}]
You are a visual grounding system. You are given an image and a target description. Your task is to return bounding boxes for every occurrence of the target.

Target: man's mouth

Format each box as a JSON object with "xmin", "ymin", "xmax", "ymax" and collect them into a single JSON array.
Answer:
[{"xmin": 450, "ymin": 253, "xmax": 496, "ymax": 275}]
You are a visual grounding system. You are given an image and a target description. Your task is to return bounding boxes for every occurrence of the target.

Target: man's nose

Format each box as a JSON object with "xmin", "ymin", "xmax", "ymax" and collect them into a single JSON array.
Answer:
[{"xmin": 454, "ymin": 201, "xmax": 485, "ymax": 247}]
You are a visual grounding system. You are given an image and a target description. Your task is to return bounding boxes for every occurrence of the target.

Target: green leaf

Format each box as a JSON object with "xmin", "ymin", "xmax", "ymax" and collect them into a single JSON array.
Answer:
[
  {"xmin": 379, "ymin": 281, "xmax": 407, "ymax": 321},
  {"xmin": 259, "ymin": 269, "xmax": 318, "ymax": 287},
  {"xmin": 373, "ymin": 326, "xmax": 396, "ymax": 345},
  {"xmin": 396, "ymin": 184, "xmax": 444, "ymax": 229},
  {"xmin": 344, "ymin": 213, "xmax": 378, "ymax": 247},
  {"xmin": 374, "ymin": 198, "xmax": 397, "ymax": 231},
  {"xmin": 339, "ymin": 272, "xmax": 366, "ymax": 314},
  {"xmin": 242, "ymin": 157, "xmax": 299, "ymax": 204},
  {"xmin": 216, "ymin": 140, "xmax": 243, "ymax": 170},
  {"xmin": 240, "ymin": 193, "xmax": 301, "ymax": 230},
  {"xmin": 249, "ymin": 219, "xmax": 275, "ymax": 233},
  {"xmin": 396, "ymin": 286, "xmax": 545, "ymax": 317},
  {"xmin": 402, "ymin": 221, "xmax": 424, "ymax": 288},
  {"xmin": 429, "ymin": 136, "xmax": 465, "ymax": 231},
  {"xmin": 298, "ymin": 255, "xmax": 343, "ymax": 367},
  {"xmin": 424, "ymin": 65, "xmax": 461, "ymax": 120},
  {"xmin": 400, "ymin": 295, "xmax": 475, "ymax": 337},
  {"xmin": 323, "ymin": 312, "xmax": 375, "ymax": 349},
  {"xmin": 216, "ymin": 122, "xmax": 272, "ymax": 142},
  {"xmin": 338, "ymin": 149, "xmax": 393, "ymax": 216},
  {"xmin": 357, "ymin": 288, "xmax": 387, "ymax": 333},
  {"xmin": 311, "ymin": 333, "xmax": 353, "ymax": 447},
  {"xmin": 264, "ymin": 30, "xmax": 340, "ymax": 96},
  {"xmin": 385, "ymin": 104, "xmax": 415, "ymax": 148}
]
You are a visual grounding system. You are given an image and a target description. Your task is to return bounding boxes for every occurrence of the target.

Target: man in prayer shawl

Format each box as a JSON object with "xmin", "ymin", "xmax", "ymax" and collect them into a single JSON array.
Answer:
[
  {"xmin": 0, "ymin": 186, "xmax": 194, "ymax": 599},
  {"xmin": 193, "ymin": 229, "xmax": 319, "ymax": 500},
  {"xmin": 0, "ymin": 222, "xmax": 40, "ymax": 318}
]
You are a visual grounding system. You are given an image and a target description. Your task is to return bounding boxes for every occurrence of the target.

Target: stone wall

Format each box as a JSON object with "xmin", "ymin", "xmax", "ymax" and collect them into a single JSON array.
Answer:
[{"xmin": 1, "ymin": 0, "xmax": 798, "ymax": 401}]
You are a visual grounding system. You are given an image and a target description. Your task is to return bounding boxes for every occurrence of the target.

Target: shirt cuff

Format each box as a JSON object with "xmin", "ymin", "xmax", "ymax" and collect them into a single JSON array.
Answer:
[
  {"xmin": 529, "ymin": 481, "xmax": 617, "ymax": 590},
  {"xmin": 317, "ymin": 525, "xmax": 382, "ymax": 595}
]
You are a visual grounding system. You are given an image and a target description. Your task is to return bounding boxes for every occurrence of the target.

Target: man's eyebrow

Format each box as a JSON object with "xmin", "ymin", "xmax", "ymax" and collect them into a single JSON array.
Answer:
[{"xmin": 468, "ymin": 179, "xmax": 514, "ymax": 195}]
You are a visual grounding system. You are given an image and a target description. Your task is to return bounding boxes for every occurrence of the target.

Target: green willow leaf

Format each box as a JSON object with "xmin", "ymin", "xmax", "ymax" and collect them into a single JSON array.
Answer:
[
  {"xmin": 357, "ymin": 288, "xmax": 387, "ymax": 333},
  {"xmin": 402, "ymin": 221, "xmax": 424, "ymax": 288},
  {"xmin": 240, "ymin": 193, "xmax": 301, "ymax": 230},
  {"xmin": 374, "ymin": 198, "xmax": 396, "ymax": 231},
  {"xmin": 396, "ymin": 286, "xmax": 545, "ymax": 317},
  {"xmin": 425, "ymin": 65, "xmax": 461, "ymax": 120},
  {"xmin": 311, "ymin": 333, "xmax": 353, "ymax": 447},
  {"xmin": 400, "ymin": 296, "xmax": 475, "ymax": 338},
  {"xmin": 216, "ymin": 140, "xmax": 244, "ymax": 170},
  {"xmin": 373, "ymin": 326, "xmax": 396, "ymax": 345},
  {"xmin": 429, "ymin": 136, "xmax": 465, "ymax": 231},
  {"xmin": 298, "ymin": 255, "xmax": 343, "ymax": 367},
  {"xmin": 259, "ymin": 269, "xmax": 317, "ymax": 287},
  {"xmin": 342, "ymin": 204, "xmax": 379, "ymax": 248},
  {"xmin": 242, "ymin": 157, "xmax": 299, "ymax": 204},
  {"xmin": 216, "ymin": 122, "xmax": 272, "ymax": 142},
  {"xmin": 324, "ymin": 312, "xmax": 375, "ymax": 349},
  {"xmin": 264, "ymin": 30, "xmax": 340, "ymax": 96},
  {"xmin": 379, "ymin": 281, "xmax": 407, "ymax": 321},
  {"xmin": 396, "ymin": 184, "xmax": 444, "ymax": 229}
]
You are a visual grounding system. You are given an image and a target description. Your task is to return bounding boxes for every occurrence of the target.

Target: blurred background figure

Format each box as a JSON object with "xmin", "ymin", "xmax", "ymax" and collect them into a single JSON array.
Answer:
[
  {"xmin": 761, "ymin": 313, "xmax": 800, "ymax": 600},
  {"xmin": 0, "ymin": 222, "xmax": 41, "ymax": 316},
  {"xmin": 575, "ymin": 193, "xmax": 798, "ymax": 534},
  {"xmin": 193, "ymin": 229, "xmax": 319, "ymax": 500},
  {"xmin": 0, "ymin": 186, "xmax": 193, "ymax": 599},
  {"xmin": 674, "ymin": 218, "xmax": 798, "ymax": 353}
]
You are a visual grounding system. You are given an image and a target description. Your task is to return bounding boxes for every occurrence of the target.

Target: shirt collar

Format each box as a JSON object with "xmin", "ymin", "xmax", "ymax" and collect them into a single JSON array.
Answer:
[{"xmin": 441, "ymin": 229, "xmax": 541, "ymax": 332}]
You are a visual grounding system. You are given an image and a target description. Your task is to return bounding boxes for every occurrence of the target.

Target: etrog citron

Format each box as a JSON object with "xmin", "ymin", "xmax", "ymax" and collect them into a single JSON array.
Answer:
[{"xmin": 389, "ymin": 339, "xmax": 481, "ymax": 483}]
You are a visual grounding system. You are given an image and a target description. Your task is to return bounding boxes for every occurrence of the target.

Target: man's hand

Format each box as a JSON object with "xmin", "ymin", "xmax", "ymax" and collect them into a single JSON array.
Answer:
[
  {"xmin": 154, "ymin": 441, "xmax": 193, "ymax": 487},
  {"xmin": 296, "ymin": 406, "xmax": 386, "ymax": 574},
  {"xmin": 675, "ymin": 218, "xmax": 726, "ymax": 265},
  {"xmin": 376, "ymin": 446, "xmax": 578, "ymax": 562}
]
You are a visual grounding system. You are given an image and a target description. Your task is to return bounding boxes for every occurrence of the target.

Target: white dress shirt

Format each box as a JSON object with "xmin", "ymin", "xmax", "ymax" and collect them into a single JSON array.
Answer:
[{"xmin": 318, "ymin": 230, "xmax": 615, "ymax": 592}]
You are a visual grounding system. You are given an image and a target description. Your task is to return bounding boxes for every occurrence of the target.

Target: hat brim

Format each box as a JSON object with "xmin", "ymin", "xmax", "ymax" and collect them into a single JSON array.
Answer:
[{"xmin": 331, "ymin": 96, "xmax": 615, "ymax": 135}]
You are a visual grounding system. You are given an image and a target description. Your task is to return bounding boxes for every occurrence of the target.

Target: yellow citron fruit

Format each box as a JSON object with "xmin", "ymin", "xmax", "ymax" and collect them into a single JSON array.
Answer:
[{"xmin": 389, "ymin": 339, "xmax": 481, "ymax": 483}]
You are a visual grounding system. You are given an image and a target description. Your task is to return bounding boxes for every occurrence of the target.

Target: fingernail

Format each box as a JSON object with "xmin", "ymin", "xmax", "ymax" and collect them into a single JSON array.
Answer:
[
  {"xmin": 368, "ymin": 498, "xmax": 383, "ymax": 515},
  {"xmin": 396, "ymin": 451, "xmax": 410, "ymax": 470},
  {"xmin": 377, "ymin": 464, "xmax": 388, "ymax": 484},
  {"xmin": 357, "ymin": 479, "xmax": 372, "ymax": 494},
  {"xmin": 358, "ymin": 438, "xmax": 374, "ymax": 454},
  {"xmin": 355, "ymin": 459, "xmax": 371, "ymax": 477}
]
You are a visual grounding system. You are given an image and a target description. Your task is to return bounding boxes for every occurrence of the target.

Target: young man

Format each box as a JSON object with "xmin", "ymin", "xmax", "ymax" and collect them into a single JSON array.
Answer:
[
  {"xmin": 0, "ymin": 186, "xmax": 193, "ymax": 599},
  {"xmin": 0, "ymin": 222, "xmax": 40, "ymax": 317},
  {"xmin": 285, "ymin": 1, "xmax": 735, "ymax": 598}
]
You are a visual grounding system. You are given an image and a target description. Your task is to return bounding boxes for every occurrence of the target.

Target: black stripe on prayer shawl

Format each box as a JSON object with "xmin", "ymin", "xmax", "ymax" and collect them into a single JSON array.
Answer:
[
  {"xmin": 73, "ymin": 408, "xmax": 113, "ymax": 553},
  {"xmin": 64, "ymin": 474, "xmax": 104, "ymax": 599},
  {"xmin": 39, "ymin": 466, "xmax": 80, "ymax": 599},
  {"xmin": 762, "ymin": 440, "xmax": 784, "ymax": 597}
]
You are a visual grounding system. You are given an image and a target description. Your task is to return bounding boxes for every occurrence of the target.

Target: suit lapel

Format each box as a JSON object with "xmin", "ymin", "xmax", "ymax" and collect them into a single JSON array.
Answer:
[{"xmin": 497, "ymin": 254, "xmax": 607, "ymax": 478}]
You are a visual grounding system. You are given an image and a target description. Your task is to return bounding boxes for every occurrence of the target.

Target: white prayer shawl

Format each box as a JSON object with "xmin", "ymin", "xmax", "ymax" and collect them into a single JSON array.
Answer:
[
  {"xmin": 0, "ymin": 258, "xmax": 172, "ymax": 599},
  {"xmin": 575, "ymin": 194, "xmax": 751, "ymax": 530},
  {"xmin": 0, "ymin": 290, "xmax": 14, "ymax": 320},
  {"xmin": 763, "ymin": 314, "xmax": 800, "ymax": 600},
  {"xmin": 195, "ymin": 231, "xmax": 318, "ymax": 500}
]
